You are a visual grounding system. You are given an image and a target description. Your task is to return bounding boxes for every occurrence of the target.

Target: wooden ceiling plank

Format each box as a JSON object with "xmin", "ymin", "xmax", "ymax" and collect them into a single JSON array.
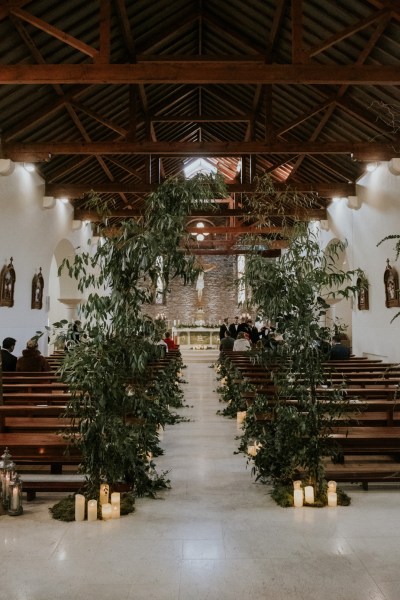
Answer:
[
  {"xmin": 6, "ymin": 140, "xmax": 399, "ymax": 159},
  {"xmin": 9, "ymin": 7, "xmax": 99, "ymax": 58},
  {"xmin": 141, "ymin": 10, "xmax": 200, "ymax": 55},
  {"xmin": 202, "ymin": 13, "xmax": 266, "ymax": 56},
  {"xmin": 0, "ymin": 62, "xmax": 399, "ymax": 84},
  {"xmin": 307, "ymin": 8, "xmax": 390, "ymax": 58}
]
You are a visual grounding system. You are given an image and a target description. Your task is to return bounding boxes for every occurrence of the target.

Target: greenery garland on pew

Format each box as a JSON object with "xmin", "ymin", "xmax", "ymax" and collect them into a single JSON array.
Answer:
[{"xmin": 49, "ymin": 174, "xmax": 227, "ymax": 517}]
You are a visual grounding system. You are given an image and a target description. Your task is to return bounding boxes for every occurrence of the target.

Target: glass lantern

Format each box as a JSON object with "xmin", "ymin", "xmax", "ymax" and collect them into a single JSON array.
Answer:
[
  {"xmin": 0, "ymin": 447, "xmax": 16, "ymax": 508},
  {"xmin": 7, "ymin": 473, "xmax": 23, "ymax": 516}
]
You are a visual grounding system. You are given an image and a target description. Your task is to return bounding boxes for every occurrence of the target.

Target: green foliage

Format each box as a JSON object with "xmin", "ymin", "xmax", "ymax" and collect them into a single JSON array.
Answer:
[
  {"xmin": 231, "ymin": 177, "xmax": 362, "ymax": 499},
  {"xmin": 54, "ymin": 174, "xmax": 228, "ymax": 499},
  {"xmin": 270, "ymin": 483, "xmax": 351, "ymax": 508}
]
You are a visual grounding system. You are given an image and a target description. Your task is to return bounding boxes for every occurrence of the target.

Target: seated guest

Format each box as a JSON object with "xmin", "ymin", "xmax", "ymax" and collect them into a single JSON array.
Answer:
[
  {"xmin": 16, "ymin": 338, "xmax": 51, "ymax": 372},
  {"xmin": 163, "ymin": 331, "xmax": 177, "ymax": 351},
  {"xmin": 233, "ymin": 331, "xmax": 251, "ymax": 352},
  {"xmin": 329, "ymin": 335, "xmax": 350, "ymax": 360},
  {"xmin": 219, "ymin": 330, "xmax": 235, "ymax": 352},
  {"xmin": 1, "ymin": 337, "xmax": 17, "ymax": 371}
]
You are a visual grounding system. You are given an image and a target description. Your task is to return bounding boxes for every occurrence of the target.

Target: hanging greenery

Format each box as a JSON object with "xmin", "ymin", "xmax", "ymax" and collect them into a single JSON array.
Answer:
[{"xmin": 53, "ymin": 173, "xmax": 227, "ymax": 501}]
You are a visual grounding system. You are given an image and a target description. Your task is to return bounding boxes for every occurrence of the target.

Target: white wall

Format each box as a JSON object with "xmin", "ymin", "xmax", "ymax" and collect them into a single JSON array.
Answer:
[
  {"xmin": 0, "ymin": 163, "xmax": 91, "ymax": 357},
  {"xmin": 320, "ymin": 161, "xmax": 400, "ymax": 362}
]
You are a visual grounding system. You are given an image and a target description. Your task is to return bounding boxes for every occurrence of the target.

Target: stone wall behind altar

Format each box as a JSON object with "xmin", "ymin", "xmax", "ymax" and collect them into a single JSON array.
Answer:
[{"xmin": 145, "ymin": 255, "xmax": 239, "ymax": 325}]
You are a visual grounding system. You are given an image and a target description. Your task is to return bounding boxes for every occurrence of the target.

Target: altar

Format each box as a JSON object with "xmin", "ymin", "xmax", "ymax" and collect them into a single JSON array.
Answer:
[{"xmin": 172, "ymin": 327, "xmax": 220, "ymax": 348}]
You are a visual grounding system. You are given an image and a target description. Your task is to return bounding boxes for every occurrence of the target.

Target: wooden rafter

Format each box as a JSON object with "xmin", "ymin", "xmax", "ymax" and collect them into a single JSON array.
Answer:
[
  {"xmin": 0, "ymin": 62, "xmax": 399, "ymax": 85},
  {"xmin": 5, "ymin": 141, "xmax": 399, "ymax": 161}
]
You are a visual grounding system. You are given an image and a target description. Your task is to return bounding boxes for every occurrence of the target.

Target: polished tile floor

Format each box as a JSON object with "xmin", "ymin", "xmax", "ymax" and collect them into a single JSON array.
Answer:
[{"xmin": 2, "ymin": 350, "xmax": 400, "ymax": 600}]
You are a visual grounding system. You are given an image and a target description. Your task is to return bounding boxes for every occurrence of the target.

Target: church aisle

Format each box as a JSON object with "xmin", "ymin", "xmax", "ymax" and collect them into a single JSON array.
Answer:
[{"xmin": 1, "ymin": 350, "xmax": 400, "ymax": 599}]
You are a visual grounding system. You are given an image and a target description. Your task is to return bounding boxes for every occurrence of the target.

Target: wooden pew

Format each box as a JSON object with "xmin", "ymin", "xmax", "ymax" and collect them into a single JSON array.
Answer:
[
  {"xmin": 0, "ymin": 405, "xmax": 69, "ymax": 432},
  {"xmin": 2, "ymin": 392, "xmax": 72, "ymax": 405},
  {"xmin": 0, "ymin": 432, "xmax": 80, "ymax": 473}
]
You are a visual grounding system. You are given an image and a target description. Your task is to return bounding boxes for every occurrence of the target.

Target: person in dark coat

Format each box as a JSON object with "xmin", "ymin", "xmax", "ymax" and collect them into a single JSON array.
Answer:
[
  {"xmin": 329, "ymin": 335, "xmax": 350, "ymax": 360},
  {"xmin": 228, "ymin": 316, "xmax": 240, "ymax": 339},
  {"xmin": 16, "ymin": 339, "xmax": 51, "ymax": 372},
  {"xmin": 219, "ymin": 318, "xmax": 230, "ymax": 340},
  {"xmin": 219, "ymin": 330, "xmax": 235, "ymax": 352},
  {"xmin": 1, "ymin": 337, "xmax": 17, "ymax": 371}
]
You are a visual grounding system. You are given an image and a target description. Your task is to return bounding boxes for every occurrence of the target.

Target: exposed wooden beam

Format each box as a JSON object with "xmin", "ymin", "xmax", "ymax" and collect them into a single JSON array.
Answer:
[
  {"xmin": 9, "ymin": 7, "xmax": 99, "ymax": 58},
  {"xmin": 187, "ymin": 226, "xmax": 286, "ymax": 234},
  {"xmin": 97, "ymin": 0, "xmax": 111, "ymax": 64},
  {"xmin": 6, "ymin": 141, "xmax": 398, "ymax": 160},
  {"xmin": 76, "ymin": 207, "xmax": 327, "ymax": 220},
  {"xmin": 0, "ymin": 63, "xmax": 399, "ymax": 85},
  {"xmin": 306, "ymin": 7, "xmax": 392, "ymax": 58},
  {"xmin": 291, "ymin": 0, "xmax": 305, "ymax": 64},
  {"xmin": 46, "ymin": 181, "xmax": 354, "ymax": 197},
  {"xmin": 150, "ymin": 114, "xmax": 252, "ymax": 123},
  {"xmin": 185, "ymin": 248, "xmax": 282, "ymax": 256}
]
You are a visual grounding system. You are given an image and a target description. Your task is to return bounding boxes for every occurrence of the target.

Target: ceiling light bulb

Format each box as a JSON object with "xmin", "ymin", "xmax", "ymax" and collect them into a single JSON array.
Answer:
[
  {"xmin": 366, "ymin": 162, "xmax": 379, "ymax": 172},
  {"xmin": 196, "ymin": 233, "xmax": 205, "ymax": 241},
  {"xmin": 24, "ymin": 163, "xmax": 35, "ymax": 173},
  {"xmin": 196, "ymin": 222, "xmax": 205, "ymax": 228}
]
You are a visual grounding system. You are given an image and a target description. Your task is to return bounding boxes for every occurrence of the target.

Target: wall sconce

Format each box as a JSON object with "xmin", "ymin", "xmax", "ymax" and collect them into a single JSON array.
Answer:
[
  {"xmin": 23, "ymin": 163, "xmax": 35, "ymax": 173},
  {"xmin": 366, "ymin": 162, "xmax": 379, "ymax": 172},
  {"xmin": 57, "ymin": 197, "xmax": 69, "ymax": 204}
]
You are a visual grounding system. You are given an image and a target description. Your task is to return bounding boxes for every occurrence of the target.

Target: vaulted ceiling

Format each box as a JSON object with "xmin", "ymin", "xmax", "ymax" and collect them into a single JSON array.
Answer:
[{"xmin": 0, "ymin": 0, "xmax": 399, "ymax": 254}]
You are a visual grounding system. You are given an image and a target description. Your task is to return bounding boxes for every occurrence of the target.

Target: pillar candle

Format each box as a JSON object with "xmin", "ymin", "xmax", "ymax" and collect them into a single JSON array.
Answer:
[
  {"xmin": 75, "ymin": 494, "xmax": 85, "ymax": 522},
  {"xmin": 101, "ymin": 503, "xmax": 112, "ymax": 520},
  {"xmin": 293, "ymin": 480, "xmax": 302, "ymax": 490},
  {"xmin": 293, "ymin": 489, "xmax": 304, "ymax": 508},
  {"xmin": 327, "ymin": 492, "xmax": 338, "ymax": 507},
  {"xmin": 247, "ymin": 445, "xmax": 257, "ymax": 457},
  {"xmin": 304, "ymin": 486, "xmax": 314, "ymax": 504},
  {"xmin": 327, "ymin": 480, "xmax": 337, "ymax": 493},
  {"xmin": 112, "ymin": 504, "xmax": 120, "ymax": 519},
  {"xmin": 237, "ymin": 411, "xmax": 247, "ymax": 424},
  {"xmin": 99, "ymin": 483, "xmax": 109, "ymax": 505},
  {"xmin": 111, "ymin": 491, "xmax": 120, "ymax": 513},
  {"xmin": 87, "ymin": 499, "xmax": 97, "ymax": 522}
]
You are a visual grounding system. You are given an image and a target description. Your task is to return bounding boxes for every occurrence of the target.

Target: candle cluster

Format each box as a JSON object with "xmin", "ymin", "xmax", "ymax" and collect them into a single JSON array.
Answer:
[
  {"xmin": 292, "ymin": 480, "xmax": 338, "ymax": 508},
  {"xmin": 74, "ymin": 484, "xmax": 122, "ymax": 522},
  {"xmin": 0, "ymin": 447, "xmax": 23, "ymax": 516}
]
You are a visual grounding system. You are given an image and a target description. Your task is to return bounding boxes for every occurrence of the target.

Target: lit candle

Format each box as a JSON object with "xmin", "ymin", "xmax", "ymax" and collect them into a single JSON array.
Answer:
[
  {"xmin": 293, "ymin": 489, "xmax": 304, "ymax": 508},
  {"xmin": 247, "ymin": 445, "xmax": 257, "ymax": 457},
  {"xmin": 327, "ymin": 492, "xmax": 338, "ymax": 507},
  {"xmin": 111, "ymin": 491, "xmax": 120, "ymax": 519},
  {"xmin": 293, "ymin": 480, "xmax": 302, "ymax": 490},
  {"xmin": 11, "ymin": 487, "xmax": 19, "ymax": 511},
  {"xmin": 236, "ymin": 411, "xmax": 247, "ymax": 424},
  {"xmin": 87, "ymin": 499, "xmax": 97, "ymax": 522},
  {"xmin": 101, "ymin": 503, "xmax": 112, "ymax": 520},
  {"xmin": 74, "ymin": 494, "xmax": 85, "ymax": 522},
  {"xmin": 99, "ymin": 483, "xmax": 109, "ymax": 505},
  {"xmin": 327, "ymin": 480, "xmax": 337, "ymax": 493},
  {"xmin": 304, "ymin": 486, "xmax": 314, "ymax": 504}
]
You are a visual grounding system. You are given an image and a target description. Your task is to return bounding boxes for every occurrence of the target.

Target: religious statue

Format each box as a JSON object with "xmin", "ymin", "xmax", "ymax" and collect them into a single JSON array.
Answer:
[
  {"xmin": 31, "ymin": 267, "xmax": 44, "ymax": 310},
  {"xmin": 0, "ymin": 257, "xmax": 16, "ymax": 307},
  {"xmin": 384, "ymin": 259, "xmax": 400, "ymax": 308},
  {"xmin": 195, "ymin": 259, "xmax": 216, "ymax": 304}
]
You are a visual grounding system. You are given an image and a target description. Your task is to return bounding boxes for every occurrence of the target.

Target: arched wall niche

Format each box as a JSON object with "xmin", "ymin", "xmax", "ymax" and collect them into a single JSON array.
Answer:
[
  {"xmin": 322, "ymin": 237, "xmax": 352, "ymax": 343},
  {"xmin": 48, "ymin": 239, "xmax": 82, "ymax": 346}
]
